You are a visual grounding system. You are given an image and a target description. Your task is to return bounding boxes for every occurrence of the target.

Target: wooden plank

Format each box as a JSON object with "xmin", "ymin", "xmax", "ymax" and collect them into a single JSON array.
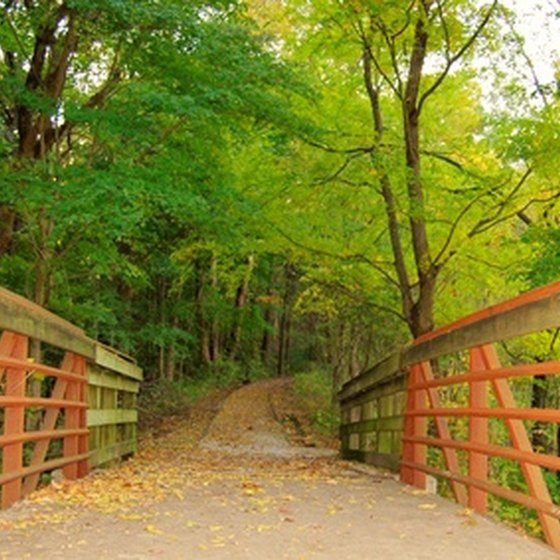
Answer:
[
  {"xmin": 0, "ymin": 396, "xmax": 86, "ymax": 408},
  {"xmin": 340, "ymin": 416, "xmax": 405, "ymax": 434},
  {"xmin": 417, "ymin": 361, "xmax": 468, "ymax": 506},
  {"xmin": 468, "ymin": 347, "xmax": 489, "ymax": 512},
  {"xmin": 87, "ymin": 409, "xmax": 138, "ymax": 427},
  {"xmin": 89, "ymin": 440, "xmax": 137, "ymax": 468},
  {"xmin": 0, "ymin": 288, "xmax": 94, "ymax": 358},
  {"xmin": 338, "ymin": 353, "xmax": 403, "ymax": 402},
  {"xmin": 87, "ymin": 368, "xmax": 140, "ymax": 393},
  {"xmin": 0, "ymin": 453, "xmax": 90, "ymax": 486},
  {"xmin": 0, "ymin": 428, "xmax": 89, "ymax": 447},
  {"xmin": 406, "ymin": 406, "xmax": 560, "ymax": 422},
  {"xmin": 64, "ymin": 357, "xmax": 81, "ymax": 480},
  {"xmin": 482, "ymin": 345, "xmax": 560, "ymax": 550},
  {"xmin": 403, "ymin": 289, "xmax": 560, "ymax": 366},
  {"xmin": 401, "ymin": 364, "xmax": 426, "ymax": 488},
  {"xmin": 2, "ymin": 334, "xmax": 28, "ymax": 508},
  {"xmin": 0, "ymin": 355, "xmax": 85, "ymax": 383},
  {"xmin": 94, "ymin": 345, "xmax": 142, "ymax": 381},
  {"xmin": 408, "ymin": 360, "xmax": 560, "ymax": 391},
  {"xmin": 402, "ymin": 435, "xmax": 560, "ymax": 472},
  {"xmin": 23, "ymin": 352, "xmax": 73, "ymax": 496},
  {"xmin": 77, "ymin": 355, "xmax": 89, "ymax": 479},
  {"xmin": 401, "ymin": 459, "xmax": 560, "ymax": 520}
]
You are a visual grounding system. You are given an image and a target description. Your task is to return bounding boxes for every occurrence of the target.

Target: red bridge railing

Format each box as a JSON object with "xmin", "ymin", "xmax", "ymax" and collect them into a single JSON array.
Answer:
[
  {"xmin": 339, "ymin": 281, "xmax": 560, "ymax": 549},
  {"xmin": 0, "ymin": 288, "xmax": 142, "ymax": 509}
]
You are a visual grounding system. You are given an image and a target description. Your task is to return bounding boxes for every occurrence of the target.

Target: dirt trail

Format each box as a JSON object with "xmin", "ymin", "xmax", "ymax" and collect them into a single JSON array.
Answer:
[{"xmin": 0, "ymin": 379, "xmax": 558, "ymax": 560}]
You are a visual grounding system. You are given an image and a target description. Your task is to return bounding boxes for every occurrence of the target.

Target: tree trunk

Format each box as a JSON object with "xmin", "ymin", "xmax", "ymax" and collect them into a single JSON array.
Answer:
[
  {"xmin": 229, "ymin": 255, "xmax": 255, "ymax": 360},
  {"xmin": 0, "ymin": 206, "xmax": 16, "ymax": 256},
  {"xmin": 276, "ymin": 263, "xmax": 296, "ymax": 377},
  {"xmin": 196, "ymin": 260, "xmax": 211, "ymax": 365}
]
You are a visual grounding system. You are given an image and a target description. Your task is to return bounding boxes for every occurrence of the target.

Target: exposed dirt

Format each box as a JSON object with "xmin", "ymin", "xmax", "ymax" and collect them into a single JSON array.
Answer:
[{"xmin": 0, "ymin": 378, "xmax": 558, "ymax": 559}]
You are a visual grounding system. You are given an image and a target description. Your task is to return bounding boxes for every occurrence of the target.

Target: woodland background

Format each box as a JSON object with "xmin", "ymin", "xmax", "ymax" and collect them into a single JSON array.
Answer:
[{"xmin": 0, "ymin": 0, "xmax": 559, "ymax": 410}]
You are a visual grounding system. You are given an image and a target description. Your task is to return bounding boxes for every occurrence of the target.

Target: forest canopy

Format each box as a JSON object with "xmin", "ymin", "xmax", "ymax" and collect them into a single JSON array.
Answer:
[{"xmin": 0, "ymin": 0, "xmax": 559, "ymax": 387}]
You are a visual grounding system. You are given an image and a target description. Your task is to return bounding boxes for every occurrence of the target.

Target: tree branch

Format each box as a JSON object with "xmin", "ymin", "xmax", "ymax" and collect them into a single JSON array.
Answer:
[
  {"xmin": 418, "ymin": 0, "xmax": 498, "ymax": 114},
  {"xmin": 265, "ymin": 219, "xmax": 400, "ymax": 288}
]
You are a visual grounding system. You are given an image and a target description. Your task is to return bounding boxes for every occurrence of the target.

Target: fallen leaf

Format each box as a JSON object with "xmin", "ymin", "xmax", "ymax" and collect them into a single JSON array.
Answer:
[{"xmin": 144, "ymin": 524, "xmax": 163, "ymax": 535}]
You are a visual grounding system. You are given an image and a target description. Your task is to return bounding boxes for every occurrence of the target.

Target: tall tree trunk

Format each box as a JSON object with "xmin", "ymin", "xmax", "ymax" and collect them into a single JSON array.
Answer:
[
  {"xmin": 209, "ymin": 254, "xmax": 220, "ymax": 362},
  {"xmin": 276, "ymin": 263, "xmax": 296, "ymax": 377},
  {"xmin": 362, "ymin": 7, "xmax": 437, "ymax": 339},
  {"xmin": 402, "ymin": 11, "xmax": 437, "ymax": 336},
  {"xmin": 260, "ymin": 304, "xmax": 274, "ymax": 367},
  {"xmin": 229, "ymin": 255, "xmax": 255, "ymax": 360},
  {"xmin": 0, "ymin": 206, "xmax": 16, "ymax": 256},
  {"xmin": 196, "ymin": 260, "xmax": 211, "ymax": 365}
]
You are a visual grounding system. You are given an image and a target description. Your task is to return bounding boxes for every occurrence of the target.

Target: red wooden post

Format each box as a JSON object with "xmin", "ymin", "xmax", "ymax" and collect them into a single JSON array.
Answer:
[
  {"xmin": 401, "ymin": 363, "xmax": 427, "ymax": 488},
  {"xmin": 63, "ymin": 354, "xmax": 88, "ymax": 480},
  {"xmin": 75, "ymin": 355, "xmax": 89, "ymax": 478},
  {"xmin": 482, "ymin": 345, "xmax": 560, "ymax": 549},
  {"xmin": 468, "ymin": 346, "xmax": 489, "ymax": 512},
  {"xmin": 2, "ymin": 334, "xmax": 28, "ymax": 508}
]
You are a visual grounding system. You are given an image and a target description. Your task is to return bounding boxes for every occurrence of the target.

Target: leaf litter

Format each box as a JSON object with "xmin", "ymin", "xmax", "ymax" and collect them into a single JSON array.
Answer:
[{"xmin": 0, "ymin": 379, "xmax": 352, "ymax": 532}]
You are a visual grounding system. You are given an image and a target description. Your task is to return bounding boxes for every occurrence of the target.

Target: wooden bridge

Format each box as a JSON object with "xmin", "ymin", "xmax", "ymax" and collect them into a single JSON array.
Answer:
[
  {"xmin": 1, "ymin": 283, "xmax": 560, "ymax": 556},
  {"xmin": 0, "ymin": 287, "xmax": 142, "ymax": 509},
  {"xmin": 340, "ymin": 281, "xmax": 560, "ymax": 551}
]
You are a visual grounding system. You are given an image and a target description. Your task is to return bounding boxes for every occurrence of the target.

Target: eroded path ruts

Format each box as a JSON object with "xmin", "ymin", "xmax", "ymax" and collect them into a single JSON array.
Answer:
[{"xmin": 0, "ymin": 379, "xmax": 557, "ymax": 559}]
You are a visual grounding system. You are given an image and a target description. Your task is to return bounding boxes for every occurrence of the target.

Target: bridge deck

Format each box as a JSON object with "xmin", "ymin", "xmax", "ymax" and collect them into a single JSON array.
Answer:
[{"xmin": 0, "ymin": 380, "xmax": 556, "ymax": 559}]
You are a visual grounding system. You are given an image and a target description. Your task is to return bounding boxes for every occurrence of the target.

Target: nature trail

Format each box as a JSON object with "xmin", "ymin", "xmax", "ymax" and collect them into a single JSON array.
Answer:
[{"xmin": 0, "ymin": 379, "xmax": 556, "ymax": 559}]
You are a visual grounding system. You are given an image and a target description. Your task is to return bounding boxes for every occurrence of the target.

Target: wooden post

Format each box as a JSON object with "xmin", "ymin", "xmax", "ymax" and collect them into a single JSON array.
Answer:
[
  {"xmin": 401, "ymin": 363, "xmax": 427, "ymax": 488},
  {"xmin": 2, "ymin": 334, "xmax": 28, "ymax": 508},
  {"xmin": 417, "ymin": 361, "xmax": 468, "ymax": 505},
  {"xmin": 63, "ymin": 354, "xmax": 88, "ymax": 480},
  {"xmin": 468, "ymin": 346, "xmax": 489, "ymax": 512},
  {"xmin": 482, "ymin": 345, "xmax": 560, "ymax": 550}
]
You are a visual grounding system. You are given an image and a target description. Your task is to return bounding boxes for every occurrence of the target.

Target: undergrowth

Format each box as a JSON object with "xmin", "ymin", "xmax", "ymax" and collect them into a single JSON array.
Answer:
[
  {"xmin": 292, "ymin": 369, "xmax": 340, "ymax": 436},
  {"xmin": 138, "ymin": 359, "xmax": 270, "ymax": 430}
]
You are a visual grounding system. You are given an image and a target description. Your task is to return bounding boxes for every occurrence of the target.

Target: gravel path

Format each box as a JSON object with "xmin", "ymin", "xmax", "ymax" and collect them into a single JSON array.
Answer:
[{"xmin": 0, "ymin": 379, "xmax": 558, "ymax": 559}]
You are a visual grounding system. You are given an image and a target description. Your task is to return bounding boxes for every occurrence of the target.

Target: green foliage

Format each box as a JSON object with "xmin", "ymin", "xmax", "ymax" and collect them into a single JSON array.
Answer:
[{"xmin": 293, "ymin": 369, "xmax": 339, "ymax": 435}]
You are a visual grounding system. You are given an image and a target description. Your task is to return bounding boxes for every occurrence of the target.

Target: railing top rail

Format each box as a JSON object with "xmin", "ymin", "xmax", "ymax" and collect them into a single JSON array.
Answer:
[
  {"xmin": 0, "ymin": 287, "xmax": 84, "ymax": 336},
  {"xmin": 339, "ymin": 280, "xmax": 560, "ymax": 402},
  {"xmin": 404, "ymin": 280, "xmax": 560, "ymax": 366},
  {"xmin": 0, "ymin": 287, "xmax": 142, "ymax": 381},
  {"xmin": 0, "ymin": 287, "xmax": 95, "ymax": 358},
  {"xmin": 413, "ymin": 281, "xmax": 560, "ymax": 346}
]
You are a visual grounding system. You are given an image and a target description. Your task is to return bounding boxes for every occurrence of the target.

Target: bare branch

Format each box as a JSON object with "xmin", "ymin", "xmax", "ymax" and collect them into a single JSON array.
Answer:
[
  {"xmin": 303, "ymin": 138, "xmax": 374, "ymax": 155},
  {"xmin": 264, "ymin": 219, "xmax": 400, "ymax": 289},
  {"xmin": 418, "ymin": 0, "xmax": 498, "ymax": 114},
  {"xmin": 470, "ymin": 189, "xmax": 560, "ymax": 236},
  {"xmin": 312, "ymin": 278, "xmax": 406, "ymax": 322},
  {"xmin": 433, "ymin": 187, "xmax": 489, "ymax": 267},
  {"xmin": 468, "ymin": 167, "xmax": 532, "ymax": 236}
]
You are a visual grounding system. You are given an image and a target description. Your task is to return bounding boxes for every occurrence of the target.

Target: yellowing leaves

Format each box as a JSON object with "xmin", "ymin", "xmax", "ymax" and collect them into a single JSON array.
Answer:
[
  {"xmin": 144, "ymin": 524, "xmax": 163, "ymax": 535},
  {"xmin": 418, "ymin": 503, "xmax": 437, "ymax": 510}
]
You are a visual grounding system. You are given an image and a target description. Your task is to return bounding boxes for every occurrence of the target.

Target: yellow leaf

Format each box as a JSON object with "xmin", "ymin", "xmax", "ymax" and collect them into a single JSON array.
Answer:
[
  {"xmin": 119, "ymin": 513, "xmax": 144, "ymax": 521},
  {"xmin": 144, "ymin": 524, "xmax": 163, "ymax": 535},
  {"xmin": 418, "ymin": 503, "xmax": 437, "ymax": 510}
]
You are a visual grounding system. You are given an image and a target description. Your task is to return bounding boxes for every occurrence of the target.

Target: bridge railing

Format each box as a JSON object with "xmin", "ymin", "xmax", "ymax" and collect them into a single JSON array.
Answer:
[
  {"xmin": 338, "ymin": 281, "xmax": 560, "ymax": 550},
  {"xmin": 0, "ymin": 288, "xmax": 142, "ymax": 509}
]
